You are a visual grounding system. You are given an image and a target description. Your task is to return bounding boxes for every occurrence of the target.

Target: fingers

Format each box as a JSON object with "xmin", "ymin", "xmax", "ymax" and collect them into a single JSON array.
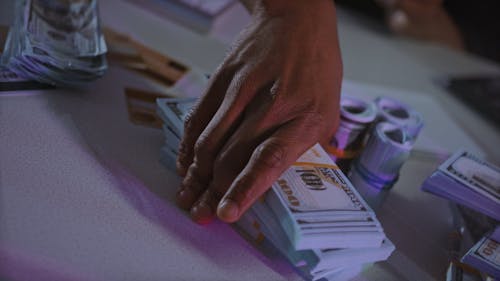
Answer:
[
  {"xmin": 189, "ymin": 188, "xmax": 224, "ymax": 225},
  {"xmin": 217, "ymin": 113, "xmax": 324, "ymax": 223},
  {"xmin": 176, "ymin": 62, "xmax": 239, "ymax": 177},
  {"xmin": 186, "ymin": 82, "xmax": 281, "ymax": 223},
  {"xmin": 188, "ymin": 111, "xmax": 275, "ymax": 223},
  {"xmin": 176, "ymin": 64, "xmax": 273, "ymax": 214}
]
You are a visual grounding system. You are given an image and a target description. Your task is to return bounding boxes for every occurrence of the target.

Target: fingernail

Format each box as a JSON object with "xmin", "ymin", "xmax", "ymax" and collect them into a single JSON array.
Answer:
[
  {"xmin": 217, "ymin": 199, "xmax": 239, "ymax": 222},
  {"xmin": 190, "ymin": 203, "xmax": 214, "ymax": 225}
]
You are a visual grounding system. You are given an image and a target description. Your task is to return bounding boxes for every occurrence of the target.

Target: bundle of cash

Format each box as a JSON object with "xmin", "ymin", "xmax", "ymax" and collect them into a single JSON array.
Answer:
[
  {"xmin": 157, "ymin": 97, "xmax": 197, "ymax": 170},
  {"xmin": 374, "ymin": 96, "xmax": 424, "ymax": 140},
  {"xmin": 348, "ymin": 122, "xmax": 414, "ymax": 210},
  {"xmin": 264, "ymin": 144, "xmax": 386, "ymax": 250},
  {"xmin": 326, "ymin": 95, "xmax": 377, "ymax": 173},
  {"xmin": 239, "ymin": 196, "xmax": 394, "ymax": 281},
  {"xmin": 462, "ymin": 227, "xmax": 500, "ymax": 279},
  {"xmin": 0, "ymin": 0, "xmax": 107, "ymax": 86},
  {"xmin": 421, "ymin": 150, "xmax": 500, "ymax": 221},
  {"xmin": 156, "ymin": 97, "xmax": 395, "ymax": 280},
  {"xmin": 350, "ymin": 122, "xmax": 414, "ymax": 192}
]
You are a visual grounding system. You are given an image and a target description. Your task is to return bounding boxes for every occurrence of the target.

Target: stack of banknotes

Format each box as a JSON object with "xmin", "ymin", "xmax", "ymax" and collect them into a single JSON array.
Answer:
[
  {"xmin": 157, "ymin": 97, "xmax": 197, "ymax": 171},
  {"xmin": 0, "ymin": 0, "xmax": 107, "ymax": 86},
  {"xmin": 157, "ymin": 97, "xmax": 395, "ymax": 281},
  {"xmin": 421, "ymin": 150, "xmax": 500, "ymax": 221},
  {"xmin": 461, "ymin": 226, "xmax": 500, "ymax": 280}
]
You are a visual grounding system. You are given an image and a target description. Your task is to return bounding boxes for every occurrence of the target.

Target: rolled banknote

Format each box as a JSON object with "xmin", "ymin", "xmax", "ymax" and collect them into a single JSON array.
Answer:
[
  {"xmin": 326, "ymin": 95, "xmax": 377, "ymax": 172},
  {"xmin": 350, "ymin": 122, "xmax": 413, "ymax": 190},
  {"xmin": 374, "ymin": 96, "xmax": 424, "ymax": 140}
]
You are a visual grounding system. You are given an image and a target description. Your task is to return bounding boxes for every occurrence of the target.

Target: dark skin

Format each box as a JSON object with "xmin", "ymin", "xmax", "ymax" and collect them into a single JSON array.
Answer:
[{"xmin": 175, "ymin": 0, "xmax": 343, "ymax": 224}]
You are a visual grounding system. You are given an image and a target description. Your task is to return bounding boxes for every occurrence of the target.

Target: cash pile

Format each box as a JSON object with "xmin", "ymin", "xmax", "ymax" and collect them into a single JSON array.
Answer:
[
  {"xmin": 349, "ymin": 122, "xmax": 414, "ymax": 208},
  {"xmin": 374, "ymin": 96, "xmax": 424, "ymax": 140},
  {"xmin": 326, "ymin": 96, "xmax": 423, "ymax": 175},
  {"xmin": 422, "ymin": 151, "xmax": 499, "ymax": 279},
  {"xmin": 461, "ymin": 226, "xmax": 500, "ymax": 280},
  {"xmin": 0, "ymin": 0, "xmax": 107, "ymax": 86},
  {"xmin": 156, "ymin": 98, "xmax": 394, "ymax": 280},
  {"xmin": 237, "ymin": 144, "xmax": 395, "ymax": 281},
  {"xmin": 421, "ymin": 150, "xmax": 500, "ymax": 221},
  {"xmin": 325, "ymin": 95, "xmax": 422, "ymax": 210}
]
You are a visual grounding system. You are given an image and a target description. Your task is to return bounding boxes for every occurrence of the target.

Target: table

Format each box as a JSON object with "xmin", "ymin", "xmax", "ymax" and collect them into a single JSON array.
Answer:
[{"xmin": 1, "ymin": 1, "xmax": 499, "ymax": 280}]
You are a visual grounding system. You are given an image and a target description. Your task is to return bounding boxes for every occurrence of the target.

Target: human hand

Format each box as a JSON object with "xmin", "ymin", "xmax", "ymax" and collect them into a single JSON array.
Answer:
[
  {"xmin": 377, "ymin": 0, "xmax": 464, "ymax": 50},
  {"xmin": 175, "ymin": 0, "xmax": 343, "ymax": 224}
]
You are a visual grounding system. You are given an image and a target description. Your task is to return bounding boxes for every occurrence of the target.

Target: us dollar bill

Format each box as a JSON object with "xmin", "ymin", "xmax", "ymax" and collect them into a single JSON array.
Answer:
[
  {"xmin": 462, "ymin": 234, "xmax": 500, "ymax": 279},
  {"xmin": 156, "ymin": 97, "xmax": 196, "ymax": 137},
  {"xmin": 272, "ymin": 144, "xmax": 371, "ymax": 213},
  {"xmin": 440, "ymin": 150, "xmax": 500, "ymax": 204},
  {"xmin": 421, "ymin": 150, "xmax": 500, "ymax": 221},
  {"xmin": 28, "ymin": 0, "xmax": 107, "ymax": 56}
]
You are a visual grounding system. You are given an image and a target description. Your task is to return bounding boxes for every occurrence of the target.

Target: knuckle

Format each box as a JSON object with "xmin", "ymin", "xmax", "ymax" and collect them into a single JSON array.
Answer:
[
  {"xmin": 207, "ymin": 187, "xmax": 225, "ymax": 201},
  {"xmin": 177, "ymin": 141, "xmax": 190, "ymax": 158},
  {"xmin": 231, "ymin": 174, "xmax": 255, "ymax": 202},
  {"xmin": 213, "ymin": 152, "xmax": 227, "ymax": 172},
  {"xmin": 301, "ymin": 111, "xmax": 327, "ymax": 136},
  {"xmin": 255, "ymin": 141, "xmax": 286, "ymax": 169},
  {"xmin": 193, "ymin": 133, "xmax": 216, "ymax": 163},
  {"xmin": 181, "ymin": 165, "xmax": 208, "ymax": 193},
  {"xmin": 183, "ymin": 108, "xmax": 196, "ymax": 133},
  {"xmin": 177, "ymin": 143, "xmax": 193, "ymax": 166}
]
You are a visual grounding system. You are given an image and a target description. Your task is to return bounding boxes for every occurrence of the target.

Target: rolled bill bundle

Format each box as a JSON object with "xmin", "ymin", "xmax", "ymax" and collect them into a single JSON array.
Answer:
[
  {"xmin": 374, "ymin": 96, "xmax": 424, "ymax": 140},
  {"xmin": 351, "ymin": 122, "xmax": 413, "ymax": 190},
  {"xmin": 326, "ymin": 96, "xmax": 377, "ymax": 172},
  {"xmin": 348, "ymin": 170, "xmax": 390, "ymax": 210}
]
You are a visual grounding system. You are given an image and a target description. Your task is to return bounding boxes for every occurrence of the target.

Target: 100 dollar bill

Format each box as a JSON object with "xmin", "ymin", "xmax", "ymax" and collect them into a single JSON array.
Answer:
[
  {"xmin": 440, "ymin": 150, "xmax": 500, "ymax": 204},
  {"xmin": 272, "ymin": 144, "xmax": 371, "ymax": 213},
  {"xmin": 462, "ymin": 234, "xmax": 500, "ymax": 279}
]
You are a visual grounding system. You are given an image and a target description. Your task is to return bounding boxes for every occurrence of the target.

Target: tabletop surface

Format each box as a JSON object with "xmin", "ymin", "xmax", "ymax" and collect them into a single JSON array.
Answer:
[{"xmin": 1, "ymin": 1, "xmax": 499, "ymax": 281}]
